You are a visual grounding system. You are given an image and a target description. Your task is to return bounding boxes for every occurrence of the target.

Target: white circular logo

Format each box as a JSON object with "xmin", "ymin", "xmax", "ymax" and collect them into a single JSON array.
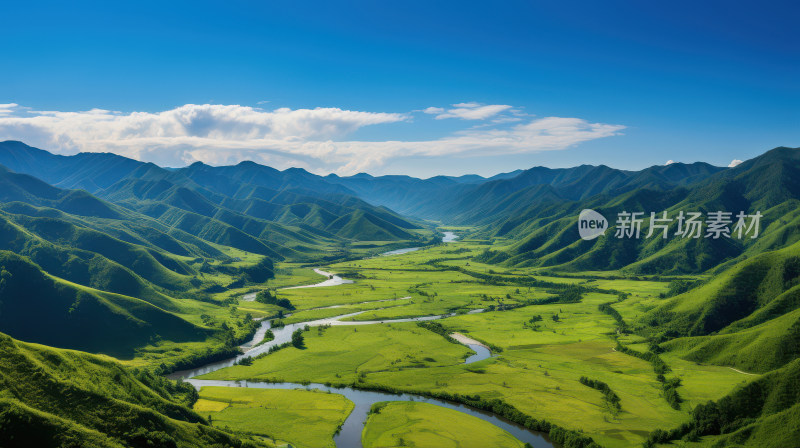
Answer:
[{"xmin": 578, "ymin": 209, "xmax": 608, "ymax": 240}]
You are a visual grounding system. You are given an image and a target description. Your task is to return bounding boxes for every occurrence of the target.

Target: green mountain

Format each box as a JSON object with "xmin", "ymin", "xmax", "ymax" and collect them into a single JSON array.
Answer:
[
  {"xmin": 0, "ymin": 250, "xmax": 213, "ymax": 359},
  {"xmin": 325, "ymin": 161, "xmax": 723, "ymax": 222},
  {"xmin": 0, "ymin": 155, "xmax": 276, "ymax": 366},
  {"xmin": 475, "ymin": 147, "xmax": 800, "ymax": 275},
  {"xmin": 0, "ymin": 141, "xmax": 424, "ymax": 247},
  {"xmin": 644, "ymin": 240, "xmax": 800, "ymax": 368},
  {"xmin": 0, "ymin": 170, "xmax": 234, "ymax": 306},
  {"xmin": 0, "ymin": 165, "xmax": 122, "ymax": 219},
  {"xmin": 0, "ymin": 140, "xmax": 145, "ymax": 191}
]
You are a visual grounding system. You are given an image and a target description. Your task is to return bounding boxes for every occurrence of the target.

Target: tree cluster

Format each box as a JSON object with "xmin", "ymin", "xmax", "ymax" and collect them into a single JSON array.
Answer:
[{"xmin": 579, "ymin": 376, "xmax": 621, "ymax": 415}]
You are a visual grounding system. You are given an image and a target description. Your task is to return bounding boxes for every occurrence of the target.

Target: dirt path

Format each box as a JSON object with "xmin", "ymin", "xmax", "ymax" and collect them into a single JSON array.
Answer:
[{"xmin": 728, "ymin": 367, "xmax": 757, "ymax": 376}]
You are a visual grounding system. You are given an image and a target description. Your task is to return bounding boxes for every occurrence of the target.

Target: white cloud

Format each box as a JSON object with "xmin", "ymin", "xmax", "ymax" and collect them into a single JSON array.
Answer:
[
  {"xmin": 0, "ymin": 103, "xmax": 625, "ymax": 174},
  {"xmin": 0, "ymin": 103, "xmax": 18, "ymax": 117},
  {"xmin": 422, "ymin": 107, "xmax": 444, "ymax": 114},
  {"xmin": 492, "ymin": 116, "xmax": 523, "ymax": 124},
  {"xmin": 728, "ymin": 159, "xmax": 743, "ymax": 168},
  {"xmin": 665, "ymin": 160, "xmax": 675, "ymax": 165},
  {"xmin": 426, "ymin": 102, "xmax": 513, "ymax": 120}
]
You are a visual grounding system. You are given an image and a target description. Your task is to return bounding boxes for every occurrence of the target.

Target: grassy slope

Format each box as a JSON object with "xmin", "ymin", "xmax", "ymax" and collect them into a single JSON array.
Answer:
[
  {"xmin": 0, "ymin": 196, "xmax": 279, "ymax": 368},
  {"xmin": 0, "ymin": 212, "xmax": 186, "ymax": 310},
  {"xmin": 655, "ymin": 358, "xmax": 800, "ymax": 448},
  {"xmin": 0, "ymin": 250, "xmax": 213, "ymax": 359},
  {"xmin": 663, "ymin": 307, "xmax": 800, "ymax": 374},
  {"xmin": 640, "ymin": 240, "xmax": 800, "ymax": 372},
  {"xmin": 362, "ymin": 401, "xmax": 526, "ymax": 448},
  {"xmin": 0, "ymin": 332, "xmax": 264, "ymax": 448}
]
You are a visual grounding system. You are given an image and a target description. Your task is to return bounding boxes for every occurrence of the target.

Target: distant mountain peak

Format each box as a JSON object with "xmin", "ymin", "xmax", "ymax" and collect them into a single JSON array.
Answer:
[{"xmin": 284, "ymin": 167, "xmax": 311, "ymax": 174}]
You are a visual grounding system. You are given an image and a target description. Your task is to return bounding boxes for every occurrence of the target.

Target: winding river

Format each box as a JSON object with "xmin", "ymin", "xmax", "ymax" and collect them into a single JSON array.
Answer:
[
  {"xmin": 281, "ymin": 268, "xmax": 354, "ymax": 289},
  {"xmin": 241, "ymin": 269, "xmax": 354, "ymax": 301},
  {"xmin": 378, "ymin": 231, "xmax": 459, "ymax": 257},
  {"xmin": 170, "ymin": 230, "xmax": 555, "ymax": 448}
]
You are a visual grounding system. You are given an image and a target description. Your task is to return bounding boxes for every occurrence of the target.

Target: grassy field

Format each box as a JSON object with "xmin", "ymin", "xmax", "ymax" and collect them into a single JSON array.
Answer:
[
  {"xmin": 362, "ymin": 401, "xmax": 527, "ymax": 448},
  {"xmin": 194, "ymin": 386, "xmax": 354, "ymax": 448},
  {"xmin": 269, "ymin": 263, "xmax": 328, "ymax": 288},
  {"xmin": 301, "ymin": 245, "xmax": 561, "ymax": 321},
  {"xmin": 201, "ymin": 321, "xmax": 473, "ymax": 383},
  {"xmin": 197, "ymin": 239, "xmax": 760, "ymax": 447}
]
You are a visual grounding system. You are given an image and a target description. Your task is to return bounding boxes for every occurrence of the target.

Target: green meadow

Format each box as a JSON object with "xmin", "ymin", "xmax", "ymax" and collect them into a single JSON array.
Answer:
[
  {"xmin": 194, "ymin": 386, "xmax": 354, "ymax": 448},
  {"xmin": 201, "ymin": 321, "xmax": 473, "ymax": 383},
  {"xmin": 362, "ymin": 401, "xmax": 527, "ymax": 448},
  {"xmin": 268, "ymin": 263, "xmax": 328, "ymax": 289}
]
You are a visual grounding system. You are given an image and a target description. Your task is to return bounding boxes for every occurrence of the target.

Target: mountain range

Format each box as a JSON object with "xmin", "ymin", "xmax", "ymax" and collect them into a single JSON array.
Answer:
[{"xmin": 5, "ymin": 140, "xmax": 798, "ymax": 278}]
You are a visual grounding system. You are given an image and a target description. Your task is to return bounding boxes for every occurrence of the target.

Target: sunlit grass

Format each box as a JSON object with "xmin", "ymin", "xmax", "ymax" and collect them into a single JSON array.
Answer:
[
  {"xmin": 363, "ymin": 401, "xmax": 527, "ymax": 448},
  {"xmin": 195, "ymin": 386, "xmax": 353, "ymax": 448}
]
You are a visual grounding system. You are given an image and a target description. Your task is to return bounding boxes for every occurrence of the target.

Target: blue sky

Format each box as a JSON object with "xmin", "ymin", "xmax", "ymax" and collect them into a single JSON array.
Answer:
[{"xmin": 0, "ymin": 0, "xmax": 797, "ymax": 177}]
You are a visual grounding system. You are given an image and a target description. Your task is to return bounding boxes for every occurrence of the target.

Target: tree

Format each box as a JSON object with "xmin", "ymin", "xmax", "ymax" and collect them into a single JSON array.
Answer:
[
  {"xmin": 257, "ymin": 289, "xmax": 296, "ymax": 310},
  {"xmin": 291, "ymin": 329, "xmax": 305, "ymax": 348},
  {"xmin": 276, "ymin": 298, "xmax": 296, "ymax": 310},
  {"xmin": 255, "ymin": 289, "xmax": 277, "ymax": 304},
  {"xmin": 551, "ymin": 314, "xmax": 560, "ymax": 322},
  {"xmin": 0, "ymin": 266, "xmax": 12, "ymax": 309}
]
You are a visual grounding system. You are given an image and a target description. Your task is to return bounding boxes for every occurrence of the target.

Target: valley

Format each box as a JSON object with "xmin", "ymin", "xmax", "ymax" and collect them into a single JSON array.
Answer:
[
  {"xmin": 0, "ymin": 141, "xmax": 799, "ymax": 448},
  {"xmin": 180, "ymin": 239, "xmax": 751, "ymax": 448}
]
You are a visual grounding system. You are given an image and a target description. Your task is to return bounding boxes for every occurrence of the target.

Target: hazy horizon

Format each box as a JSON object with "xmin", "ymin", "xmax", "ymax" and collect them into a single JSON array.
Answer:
[{"xmin": 3, "ymin": 138, "xmax": 765, "ymax": 181}]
